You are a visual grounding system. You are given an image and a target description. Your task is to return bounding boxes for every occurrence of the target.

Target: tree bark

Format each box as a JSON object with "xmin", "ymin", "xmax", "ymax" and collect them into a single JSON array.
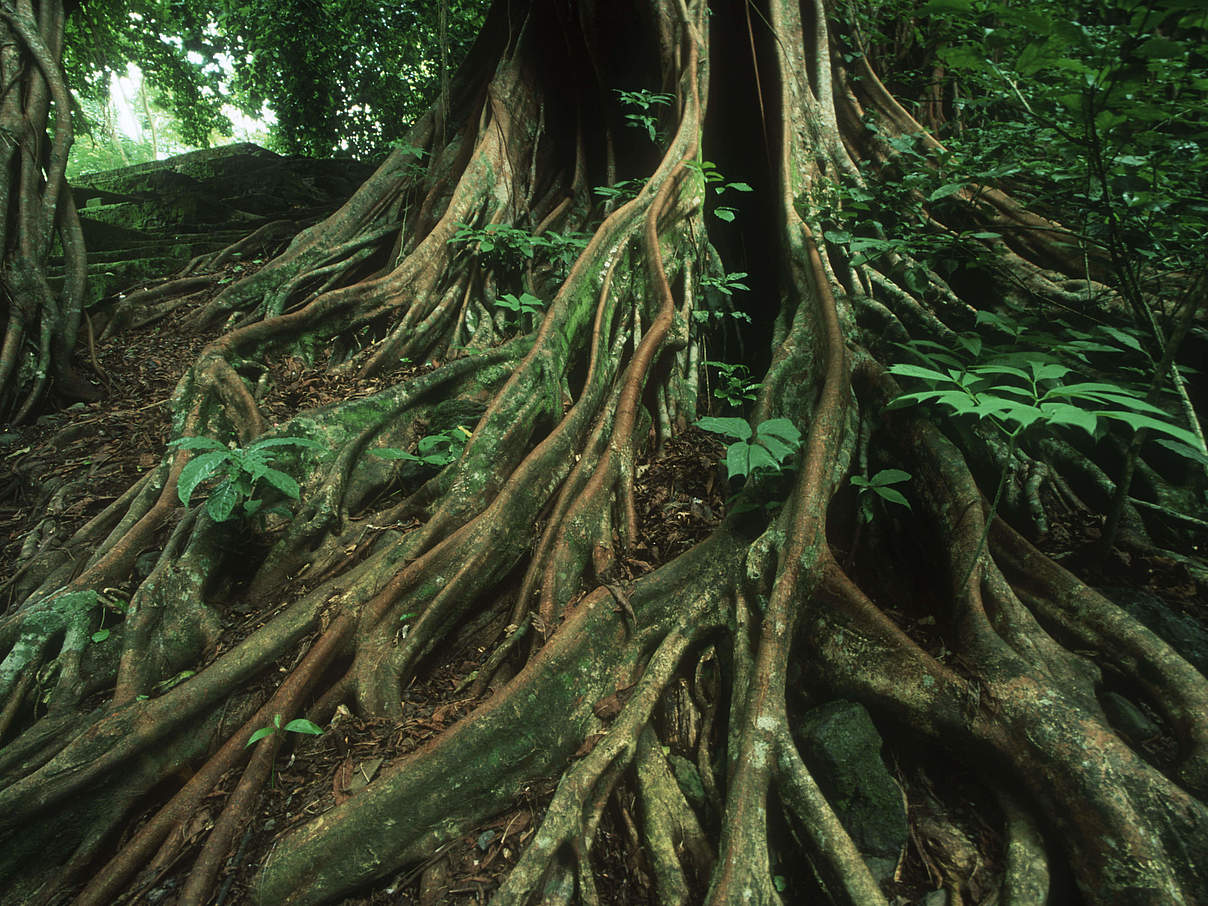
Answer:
[{"xmin": 1, "ymin": 1, "xmax": 1205, "ymax": 904}]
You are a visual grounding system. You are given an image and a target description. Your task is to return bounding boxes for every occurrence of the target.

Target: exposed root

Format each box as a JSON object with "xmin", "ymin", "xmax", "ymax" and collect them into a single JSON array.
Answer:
[{"xmin": 0, "ymin": 1, "xmax": 1203, "ymax": 904}]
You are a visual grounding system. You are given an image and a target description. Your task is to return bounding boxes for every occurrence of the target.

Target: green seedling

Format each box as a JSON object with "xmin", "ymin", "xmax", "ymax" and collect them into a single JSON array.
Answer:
[
  {"xmin": 494, "ymin": 291, "xmax": 544, "ymax": 319},
  {"xmin": 684, "ymin": 159, "xmax": 752, "ymax": 221},
  {"xmin": 246, "ymin": 712, "xmax": 324, "ymax": 748},
  {"xmin": 593, "ymin": 179, "xmax": 643, "ymax": 204},
  {"xmin": 851, "ymin": 469, "xmax": 912, "ymax": 523},
  {"xmin": 696, "ymin": 416, "xmax": 802, "ymax": 480},
  {"xmin": 700, "ymin": 271, "xmax": 750, "ymax": 296},
  {"xmin": 616, "ymin": 88, "xmax": 674, "ymax": 141},
  {"xmin": 171, "ymin": 435, "xmax": 324, "ymax": 523},
  {"xmin": 705, "ymin": 361, "xmax": 759, "ymax": 406},
  {"xmin": 374, "ymin": 426, "xmax": 473, "ymax": 468}
]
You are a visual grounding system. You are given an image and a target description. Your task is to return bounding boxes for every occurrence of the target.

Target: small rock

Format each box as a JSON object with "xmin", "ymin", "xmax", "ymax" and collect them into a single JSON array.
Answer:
[{"xmin": 793, "ymin": 700, "xmax": 907, "ymax": 861}]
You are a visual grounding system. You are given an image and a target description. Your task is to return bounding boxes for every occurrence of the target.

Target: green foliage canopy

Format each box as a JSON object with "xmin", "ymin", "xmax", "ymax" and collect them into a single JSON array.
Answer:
[{"xmin": 66, "ymin": 0, "xmax": 486, "ymax": 162}]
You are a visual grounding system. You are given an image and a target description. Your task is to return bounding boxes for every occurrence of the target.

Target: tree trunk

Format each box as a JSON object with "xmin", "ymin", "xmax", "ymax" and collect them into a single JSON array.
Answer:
[
  {"xmin": 2, "ymin": 1, "xmax": 1206, "ymax": 904},
  {"xmin": 0, "ymin": 0, "xmax": 89, "ymax": 420}
]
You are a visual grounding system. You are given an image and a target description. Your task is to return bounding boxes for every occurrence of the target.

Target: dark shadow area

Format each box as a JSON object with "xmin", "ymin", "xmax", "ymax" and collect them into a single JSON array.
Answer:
[{"xmin": 705, "ymin": 0, "xmax": 783, "ymax": 380}]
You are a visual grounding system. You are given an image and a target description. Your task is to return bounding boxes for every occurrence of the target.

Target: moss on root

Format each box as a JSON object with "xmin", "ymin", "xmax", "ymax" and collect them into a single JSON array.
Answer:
[{"xmin": 0, "ymin": 1, "xmax": 1205, "ymax": 905}]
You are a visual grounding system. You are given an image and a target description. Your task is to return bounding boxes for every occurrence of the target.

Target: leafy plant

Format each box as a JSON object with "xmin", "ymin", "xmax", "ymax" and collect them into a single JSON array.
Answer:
[
  {"xmin": 170, "ymin": 435, "xmax": 324, "ymax": 523},
  {"xmin": 593, "ymin": 178, "xmax": 644, "ymax": 204},
  {"xmin": 450, "ymin": 222, "xmax": 544, "ymax": 268},
  {"xmin": 395, "ymin": 143, "xmax": 431, "ymax": 180},
  {"xmin": 494, "ymin": 291, "xmax": 545, "ymax": 322},
  {"xmin": 89, "ymin": 590, "xmax": 129, "ymax": 643},
  {"xmin": 449, "ymin": 223, "xmax": 587, "ymax": 278},
  {"xmin": 693, "ymin": 306, "xmax": 752, "ymax": 326},
  {"xmin": 851, "ymin": 469, "xmax": 912, "ymax": 523},
  {"xmin": 685, "ymin": 159, "xmax": 753, "ymax": 221},
  {"xmin": 538, "ymin": 229, "xmax": 590, "ymax": 274},
  {"xmin": 887, "ymin": 350, "xmax": 1198, "ymax": 448},
  {"xmin": 705, "ymin": 361, "xmax": 760, "ymax": 406},
  {"xmin": 616, "ymin": 88, "xmax": 674, "ymax": 141},
  {"xmin": 246, "ymin": 713, "xmax": 324, "ymax": 748},
  {"xmin": 374, "ymin": 426, "xmax": 473, "ymax": 468},
  {"xmin": 696, "ymin": 417, "xmax": 802, "ymax": 480},
  {"xmin": 887, "ymin": 333, "xmax": 1203, "ymax": 580},
  {"xmin": 694, "ymin": 269, "xmax": 752, "ymax": 325},
  {"xmin": 700, "ymin": 271, "xmax": 750, "ymax": 296}
]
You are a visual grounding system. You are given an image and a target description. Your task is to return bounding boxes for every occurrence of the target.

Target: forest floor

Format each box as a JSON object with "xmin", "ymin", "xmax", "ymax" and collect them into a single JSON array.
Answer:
[
  {"xmin": 0, "ymin": 257, "xmax": 734, "ymax": 904},
  {"xmin": 2, "ymin": 246, "xmax": 1204, "ymax": 904}
]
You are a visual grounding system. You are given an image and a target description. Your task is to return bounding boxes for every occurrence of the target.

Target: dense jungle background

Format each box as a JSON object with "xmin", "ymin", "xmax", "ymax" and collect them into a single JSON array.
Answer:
[{"xmin": 1, "ymin": 0, "xmax": 1207, "ymax": 904}]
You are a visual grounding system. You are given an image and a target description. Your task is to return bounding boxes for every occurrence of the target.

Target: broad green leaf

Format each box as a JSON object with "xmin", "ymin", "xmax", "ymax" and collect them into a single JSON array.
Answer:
[
  {"xmin": 284, "ymin": 718, "xmax": 324, "ymax": 736},
  {"xmin": 974, "ymin": 310, "xmax": 1020, "ymax": 334},
  {"xmin": 206, "ymin": 481, "xmax": 242, "ymax": 523},
  {"xmin": 756, "ymin": 418, "xmax": 802, "ymax": 446},
  {"xmin": 249, "ymin": 436, "xmax": 324, "ymax": 451},
  {"xmin": 241, "ymin": 456, "xmax": 270, "ymax": 481},
  {"xmin": 956, "ymin": 334, "xmax": 982, "ymax": 357},
  {"xmin": 744, "ymin": 443, "xmax": 779, "ymax": 473},
  {"xmin": 714, "ymin": 207, "xmax": 737, "ymax": 222},
  {"xmin": 869, "ymin": 468, "xmax": 911, "ymax": 486},
  {"xmin": 886, "ymin": 389, "xmax": 975, "ymax": 411},
  {"xmin": 725, "ymin": 442, "xmax": 751, "ymax": 479},
  {"xmin": 1099, "ymin": 326, "xmax": 1143, "ymax": 352},
  {"xmin": 259, "ymin": 467, "xmax": 301, "ymax": 500},
  {"xmin": 697, "ymin": 417, "xmax": 753, "ymax": 442},
  {"xmin": 970, "ymin": 364, "xmax": 1029, "ymax": 381},
  {"xmin": 996, "ymin": 402, "xmax": 1046, "ymax": 429},
  {"xmin": 418, "ymin": 434, "xmax": 452, "ymax": 454},
  {"xmin": 1097, "ymin": 411, "xmax": 1201, "ymax": 446},
  {"xmin": 985, "ymin": 384, "xmax": 1036, "ymax": 399},
  {"xmin": 1153, "ymin": 438, "xmax": 1208, "ymax": 467},
  {"xmin": 756, "ymin": 434, "xmax": 796, "ymax": 464},
  {"xmin": 178, "ymin": 451, "xmax": 230, "ymax": 505},
  {"xmin": 927, "ymin": 182, "xmax": 966, "ymax": 201},
  {"xmin": 1137, "ymin": 37, "xmax": 1184, "ymax": 59},
  {"xmin": 1039, "ymin": 403, "xmax": 1098, "ymax": 435},
  {"xmin": 1048, "ymin": 385, "xmax": 1168, "ymax": 416},
  {"xmin": 92, "ymin": 628, "xmax": 110, "ymax": 643},
  {"xmin": 887, "ymin": 363, "xmax": 955, "ymax": 383},
  {"xmin": 246, "ymin": 727, "xmax": 275, "ymax": 747},
  {"xmin": 1030, "ymin": 362, "xmax": 1070, "ymax": 382},
  {"xmin": 373, "ymin": 447, "xmax": 421, "ymax": 461},
  {"xmin": 873, "ymin": 486, "xmax": 911, "ymax": 509},
  {"xmin": 969, "ymin": 397, "xmax": 1017, "ymax": 419},
  {"xmin": 725, "ymin": 442, "xmax": 778, "ymax": 479}
]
